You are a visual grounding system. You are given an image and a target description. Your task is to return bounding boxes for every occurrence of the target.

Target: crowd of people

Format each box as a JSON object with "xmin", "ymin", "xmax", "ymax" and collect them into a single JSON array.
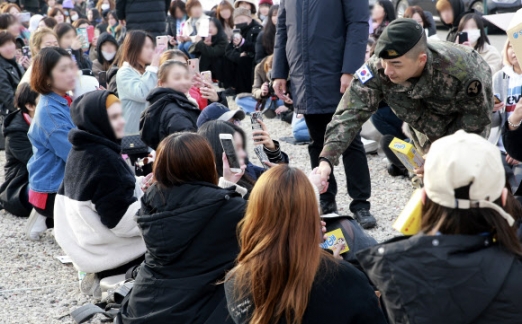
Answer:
[{"xmin": 0, "ymin": 0, "xmax": 521, "ymax": 323}]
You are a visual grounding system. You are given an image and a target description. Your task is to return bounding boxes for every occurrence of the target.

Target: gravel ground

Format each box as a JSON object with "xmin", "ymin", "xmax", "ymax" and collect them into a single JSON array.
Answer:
[{"xmin": 0, "ymin": 99, "xmax": 413, "ymax": 323}]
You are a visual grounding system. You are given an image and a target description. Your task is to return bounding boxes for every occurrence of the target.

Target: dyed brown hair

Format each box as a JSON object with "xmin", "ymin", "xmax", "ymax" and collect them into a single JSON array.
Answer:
[
  {"xmin": 154, "ymin": 133, "xmax": 219, "ymax": 187},
  {"xmin": 0, "ymin": 3, "xmax": 21, "ymax": 14},
  {"xmin": 158, "ymin": 60, "xmax": 188, "ymax": 84},
  {"xmin": 96, "ymin": 0, "xmax": 115, "ymax": 12},
  {"xmin": 159, "ymin": 49, "xmax": 188, "ymax": 66},
  {"xmin": 29, "ymin": 27, "xmax": 58, "ymax": 56},
  {"xmin": 117, "ymin": 30, "xmax": 154, "ymax": 74},
  {"xmin": 216, "ymin": 1, "xmax": 234, "ymax": 29},
  {"xmin": 186, "ymin": 0, "xmax": 202, "ymax": 17},
  {"xmin": 403, "ymin": 6, "xmax": 432, "ymax": 29},
  {"xmin": 228, "ymin": 165, "xmax": 325, "ymax": 324},
  {"xmin": 30, "ymin": 47, "xmax": 72, "ymax": 94}
]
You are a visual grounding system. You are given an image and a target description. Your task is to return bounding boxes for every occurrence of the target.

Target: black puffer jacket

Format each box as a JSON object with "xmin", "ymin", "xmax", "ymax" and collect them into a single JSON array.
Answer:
[
  {"xmin": 357, "ymin": 234, "xmax": 522, "ymax": 324},
  {"xmin": 119, "ymin": 182, "xmax": 246, "ymax": 324},
  {"xmin": 0, "ymin": 110, "xmax": 32, "ymax": 216},
  {"xmin": 0, "ymin": 56, "xmax": 23, "ymax": 115},
  {"xmin": 225, "ymin": 20, "xmax": 262, "ymax": 63},
  {"xmin": 140, "ymin": 87, "xmax": 200, "ymax": 150},
  {"xmin": 116, "ymin": 0, "xmax": 170, "ymax": 37}
]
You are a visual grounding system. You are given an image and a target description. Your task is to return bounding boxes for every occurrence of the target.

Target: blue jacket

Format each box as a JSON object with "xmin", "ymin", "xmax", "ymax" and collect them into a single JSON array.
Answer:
[
  {"xmin": 272, "ymin": 0, "xmax": 369, "ymax": 114},
  {"xmin": 27, "ymin": 93, "xmax": 74, "ymax": 193}
]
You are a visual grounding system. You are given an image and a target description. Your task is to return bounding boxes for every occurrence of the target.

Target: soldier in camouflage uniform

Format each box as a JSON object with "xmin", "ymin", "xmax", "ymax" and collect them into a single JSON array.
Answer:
[{"xmin": 318, "ymin": 19, "xmax": 492, "ymax": 189}]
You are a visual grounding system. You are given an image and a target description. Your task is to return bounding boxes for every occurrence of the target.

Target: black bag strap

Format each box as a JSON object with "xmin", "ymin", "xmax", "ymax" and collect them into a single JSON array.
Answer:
[{"xmin": 71, "ymin": 304, "xmax": 116, "ymax": 323}]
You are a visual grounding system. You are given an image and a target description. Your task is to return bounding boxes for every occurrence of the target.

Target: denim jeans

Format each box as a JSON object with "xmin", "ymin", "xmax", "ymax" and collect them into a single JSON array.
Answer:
[
  {"xmin": 179, "ymin": 41, "xmax": 195, "ymax": 59},
  {"xmin": 292, "ymin": 113, "xmax": 310, "ymax": 142},
  {"xmin": 235, "ymin": 96, "xmax": 284, "ymax": 114},
  {"xmin": 371, "ymin": 105, "xmax": 406, "ymax": 139}
]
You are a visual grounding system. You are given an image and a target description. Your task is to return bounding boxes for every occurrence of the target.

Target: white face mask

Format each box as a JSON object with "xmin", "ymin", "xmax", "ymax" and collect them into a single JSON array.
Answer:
[
  {"xmin": 466, "ymin": 29, "xmax": 481, "ymax": 45},
  {"xmin": 101, "ymin": 4, "xmax": 110, "ymax": 10},
  {"xmin": 71, "ymin": 14, "xmax": 79, "ymax": 21},
  {"xmin": 102, "ymin": 50, "xmax": 116, "ymax": 61}
]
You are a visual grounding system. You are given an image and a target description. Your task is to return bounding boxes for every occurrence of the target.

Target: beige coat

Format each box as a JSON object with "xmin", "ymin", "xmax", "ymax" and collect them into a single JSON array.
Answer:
[
  {"xmin": 480, "ymin": 43, "xmax": 502, "ymax": 76},
  {"xmin": 182, "ymin": 15, "xmax": 210, "ymax": 42}
]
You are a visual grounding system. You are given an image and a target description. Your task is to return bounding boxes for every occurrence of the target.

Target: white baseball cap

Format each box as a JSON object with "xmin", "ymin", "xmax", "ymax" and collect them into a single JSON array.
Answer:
[{"xmin": 424, "ymin": 130, "xmax": 515, "ymax": 226}]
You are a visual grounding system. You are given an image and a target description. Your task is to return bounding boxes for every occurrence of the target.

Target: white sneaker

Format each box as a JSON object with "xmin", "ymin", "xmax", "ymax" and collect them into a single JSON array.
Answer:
[
  {"xmin": 79, "ymin": 272, "xmax": 101, "ymax": 299},
  {"xmin": 362, "ymin": 137, "xmax": 378, "ymax": 154},
  {"xmin": 25, "ymin": 209, "xmax": 48, "ymax": 241}
]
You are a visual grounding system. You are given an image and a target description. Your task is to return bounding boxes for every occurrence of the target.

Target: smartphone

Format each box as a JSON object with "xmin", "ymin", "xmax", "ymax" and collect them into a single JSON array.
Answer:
[
  {"xmin": 86, "ymin": 25, "xmax": 94, "ymax": 43},
  {"xmin": 232, "ymin": 28, "xmax": 241, "ymax": 42},
  {"xmin": 254, "ymin": 145, "xmax": 270, "ymax": 169},
  {"xmin": 188, "ymin": 58, "xmax": 200, "ymax": 75},
  {"xmin": 98, "ymin": 71, "xmax": 107, "ymax": 88},
  {"xmin": 76, "ymin": 28, "xmax": 89, "ymax": 50},
  {"xmin": 198, "ymin": 18, "xmax": 210, "ymax": 38},
  {"xmin": 156, "ymin": 35, "xmax": 168, "ymax": 50},
  {"xmin": 201, "ymin": 71, "xmax": 212, "ymax": 85},
  {"xmin": 22, "ymin": 46, "xmax": 31, "ymax": 59},
  {"xmin": 458, "ymin": 31, "xmax": 468, "ymax": 44},
  {"xmin": 494, "ymin": 94, "xmax": 502, "ymax": 104},
  {"xmin": 219, "ymin": 134, "xmax": 241, "ymax": 173},
  {"xmin": 19, "ymin": 12, "xmax": 31, "ymax": 23},
  {"xmin": 251, "ymin": 112, "xmax": 263, "ymax": 143}
]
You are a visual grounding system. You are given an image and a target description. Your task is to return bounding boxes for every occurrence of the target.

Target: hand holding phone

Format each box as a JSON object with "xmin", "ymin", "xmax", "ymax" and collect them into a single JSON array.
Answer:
[
  {"xmin": 188, "ymin": 58, "xmax": 200, "ymax": 75},
  {"xmin": 98, "ymin": 71, "xmax": 107, "ymax": 88},
  {"xmin": 232, "ymin": 29, "xmax": 242, "ymax": 46},
  {"xmin": 156, "ymin": 35, "xmax": 168, "ymax": 50},
  {"xmin": 458, "ymin": 31, "xmax": 468, "ymax": 44},
  {"xmin": 220, "ymin": 134, "xmax": 242, "ymax": 174}
]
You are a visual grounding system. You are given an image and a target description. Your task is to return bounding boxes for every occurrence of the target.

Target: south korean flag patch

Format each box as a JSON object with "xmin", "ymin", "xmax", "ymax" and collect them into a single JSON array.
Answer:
[{"xmin": 356, "ymin": 64, "xmax": 373, "ymax": 84}]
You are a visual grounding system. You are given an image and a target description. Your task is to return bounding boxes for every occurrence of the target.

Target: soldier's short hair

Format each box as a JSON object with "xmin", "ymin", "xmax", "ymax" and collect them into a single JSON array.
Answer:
[{"xmin": 406, "ymin": 32, "xmax": 428, "ymax": 60}]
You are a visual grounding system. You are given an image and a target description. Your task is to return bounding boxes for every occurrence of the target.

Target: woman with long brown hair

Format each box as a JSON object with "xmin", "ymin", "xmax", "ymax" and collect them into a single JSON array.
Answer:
[
  {"xmin": 225, "ymin": 165, "xmax": 386, "ymax": 324},
  {"xmin": 216, "ymin": 0, "xmax": 235, "ymax": 41},
  {"xmin": 116, "ymin": 30, "xmax": 164, "ymax": 135},
  {"xmin": 119, "ymin": 132, "xmax": 247, "ymax": 323}
]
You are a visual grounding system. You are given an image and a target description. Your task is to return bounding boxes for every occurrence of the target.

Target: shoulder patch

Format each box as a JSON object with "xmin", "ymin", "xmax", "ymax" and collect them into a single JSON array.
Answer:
[
  {"xmin": 356, "ymin": 64, "xmax": 374, "ymax": 84},
  {"xmin": 466, "ymin": 79, "xmax": 482, "ymax": 97}
]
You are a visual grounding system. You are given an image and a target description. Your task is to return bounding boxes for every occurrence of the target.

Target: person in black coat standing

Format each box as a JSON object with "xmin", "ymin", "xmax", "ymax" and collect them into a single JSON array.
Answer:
[
  {"xmin": 225, "ymin": 8, "xmax": 262, "ymax": 94},
  {"xmin": 272, "ymin": 0, "xmax": 376, "ymax": 228},
  {"xmin": 118, "ymin": 132, "xmax": 247, "ymax": 324},
  {"xmin": 115, "ymin": 0, "xmax": 170, "ymax": 37},
  {"xmin": 140, "ymin": 61, "xmax": 201, "ymax": 150},
  {"xmin": 0, "ymin": 83, "xmax": 37, "ymax": 217}
]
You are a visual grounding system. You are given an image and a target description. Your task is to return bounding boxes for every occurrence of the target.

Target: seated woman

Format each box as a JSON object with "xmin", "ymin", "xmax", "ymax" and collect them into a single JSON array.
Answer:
[
  {"xmin": 188, "ymin": 17, "xmax": 228, "ymax": 84},
  {"xmin": 358, "ymin": 131, "xmax": 522, "ymax": 323},
  {"xmin": 235, "ymin": 55, "xmax": 284, "ymax": 115},
  {"xmin": 140, "ymin": 60, "xmax": 200, "ymax": 150},
  {"xmin": 91, "ymin": 32, "xmax": 118, "ymax": 80},
  {"xmin": 26, "ymin": 47, "xmax": 76, "ymax": 241},
  {"xmin": 371, "ymin": 0, "xmax": 395, "ymax": 38},
  {"xmin": 118, "ymin": 133, "xmax": 247, "ymax": 323},
  {"xmin": 490, "ymin": 40, "xmax": 522, "ymax": 196},
  {"xmin": 178, "ymin": 0, "xmax": 209, "ymax": 59},
  {"xmin": 225, "ymin": 165, "xmax": 386, "ymax": 324},
  {"xmin": 160, "ymin": 49, "xmax": 228, "ymax": 109},
  {"xmin": 54, "ymin": 91, "xmax": 147, "ymax": 298},
  {"xmin": 54, "ymin": 22, "xmax": 93, "ymax": 70},
  {"xmin": 403, "ymin": 6, "xmax": 436, "ymax": 37},
  {"xmin": 20, "ymin": 27, "xmax": 59, "ymax": 86},
  {"xmin": 198, "ymin": 120, "xmax": 289, "ymax": 196},
  {"xmin": 0, "ymin": 83, "xmax": 38, "ymax": 217},
  {"xmin": 456, "ymin": 13, "xmax": 502, "ymax": 75},
  {"xmin": 0, "ymin": 30, "xmax": 24, "ymax": 117}
]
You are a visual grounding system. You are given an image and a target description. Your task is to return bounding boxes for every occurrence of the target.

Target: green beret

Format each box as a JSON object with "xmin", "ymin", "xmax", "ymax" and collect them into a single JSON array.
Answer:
[{"xmin": 375, "ymin": 19, "xmax": 424, "ymax": 59}]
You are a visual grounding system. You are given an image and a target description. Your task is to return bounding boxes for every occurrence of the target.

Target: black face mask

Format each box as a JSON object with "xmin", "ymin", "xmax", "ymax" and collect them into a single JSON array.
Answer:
[{"xmin": 235, "ymin": 22, "xmax": 249, "ymax": 31}]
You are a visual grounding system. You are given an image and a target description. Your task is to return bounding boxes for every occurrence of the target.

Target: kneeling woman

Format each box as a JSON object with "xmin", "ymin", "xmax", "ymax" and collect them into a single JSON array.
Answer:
[
  {"xmin": 119, "ymin": 133, "xmax": 247, "ymax": 323},
  {"xmin": 54, "ymin": 91, "xmax": 147, "ymax": 297}
]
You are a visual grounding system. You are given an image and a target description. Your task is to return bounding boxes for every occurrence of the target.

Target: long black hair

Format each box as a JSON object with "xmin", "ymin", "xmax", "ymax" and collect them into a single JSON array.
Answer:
[
  {"xmin": 197, "ymin": 120, "xmax": 255, "ymax": 192},
  {"xmin": 262, "ymin": 5, "xmax": 279, "ymax": 56},
  {"xmin": 457, "ymin": 13, "xmax": 490, "ymax": 52},
  {"xmin": 373, "ymin": 0, "xmax": 396, "ymax": 39},
  {"xmin": 209, "ymin": 17, "xmax": 227, "ymax": 45}
]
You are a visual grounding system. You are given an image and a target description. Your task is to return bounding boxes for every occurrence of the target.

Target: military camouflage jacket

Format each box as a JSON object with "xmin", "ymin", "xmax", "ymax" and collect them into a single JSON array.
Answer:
[{"xmin": 321, "ymin": 41, "xmax": 493, "ymax": 165}]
